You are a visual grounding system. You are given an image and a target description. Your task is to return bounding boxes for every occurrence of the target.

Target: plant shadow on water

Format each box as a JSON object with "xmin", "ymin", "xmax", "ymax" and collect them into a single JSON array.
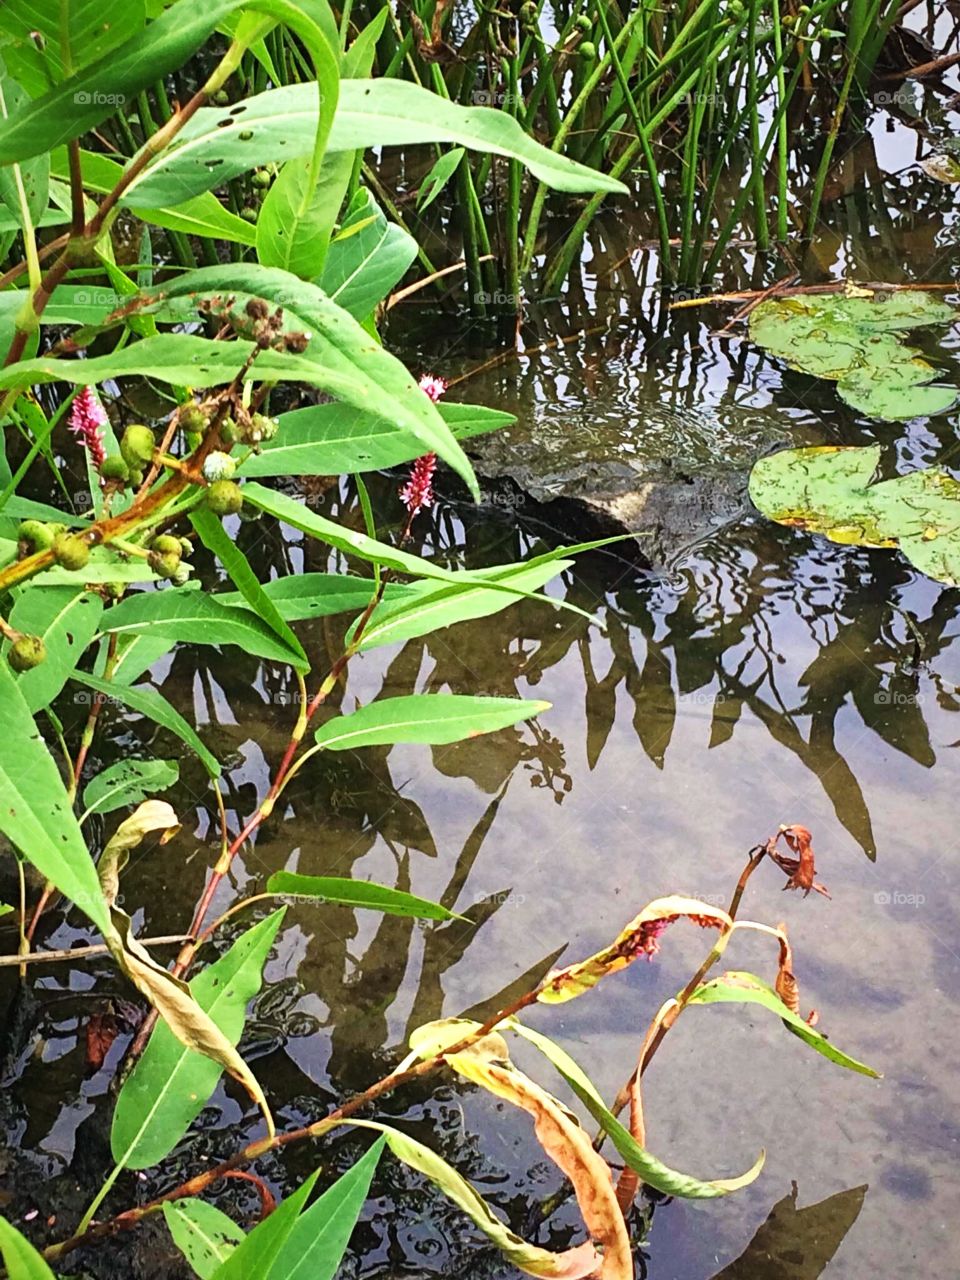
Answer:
[
  {"xmin": 5, "ymin": 23, "xmax": 960, "ymax": 1280},
  {"xmin": 4, "ymin": 257, "xmax": 960, "ymax": 1276}
]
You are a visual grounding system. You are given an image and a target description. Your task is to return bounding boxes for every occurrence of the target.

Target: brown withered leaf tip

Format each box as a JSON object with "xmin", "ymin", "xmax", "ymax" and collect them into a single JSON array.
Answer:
[
  {"xmin": 772, "ymin": 825, "xmax": 831, "ymax": 899},
  {"xmin": 774, "ymin": 926, "xmax": 801, "ymax": 1016}
]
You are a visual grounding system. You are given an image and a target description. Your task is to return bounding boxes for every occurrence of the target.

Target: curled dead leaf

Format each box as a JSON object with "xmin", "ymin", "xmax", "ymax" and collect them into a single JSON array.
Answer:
[
  {"xmin": 773, "ymin": 825, "xmax": 830, "ymax": 899},
  {"xmin": 98, "ymin": 800, "xmax": 180, "ymax": 907},
  {"xmin": 774, "ymin": 924, "xmax": 800, "ymax": 1016}
]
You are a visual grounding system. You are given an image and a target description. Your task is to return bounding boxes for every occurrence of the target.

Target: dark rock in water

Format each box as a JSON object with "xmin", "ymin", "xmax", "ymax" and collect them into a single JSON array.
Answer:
[{"xmin": 466, "ymin": 401, "xmax": 785, "ymax": 565}]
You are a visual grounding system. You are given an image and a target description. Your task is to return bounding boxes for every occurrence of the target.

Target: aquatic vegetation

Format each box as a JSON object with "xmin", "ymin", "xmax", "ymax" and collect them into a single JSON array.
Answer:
[
  {"xmin": 750, "ymin": 443, "xmax": 960, "ymax": 586},
  {"xmin": 0, "ymin": 1, "xmax": 910, "ymax": 1274},
  {"xmin": 748, "ymin": 288, "xmax": 958, "ymax": 419}
]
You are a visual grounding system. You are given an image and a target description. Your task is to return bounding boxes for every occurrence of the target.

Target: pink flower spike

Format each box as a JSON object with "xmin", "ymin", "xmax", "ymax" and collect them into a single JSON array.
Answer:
[
  {"xmin": 68, "ymin": 386, "xmax": 107, "ymax": 472},
  {"xmin": 400, "ymin": 452, "xmax": 437, "ymax": 516},
  {"xmin": 418, "ymin": 373, "xmax": 447, "ymax": 403}
]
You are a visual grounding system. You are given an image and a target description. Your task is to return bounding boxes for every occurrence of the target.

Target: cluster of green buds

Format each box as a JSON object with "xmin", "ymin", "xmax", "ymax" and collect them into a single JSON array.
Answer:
[
  {"xmin": 17, "ymin": 521, "xmax": 91, "ymax": 571},
  {"xmin": 99, "ymin": 424, "xmax": 158, "ymax": 489},
  {"xmin": 147, "ymin": 533, "xmax": 193, "ymax": 585}
]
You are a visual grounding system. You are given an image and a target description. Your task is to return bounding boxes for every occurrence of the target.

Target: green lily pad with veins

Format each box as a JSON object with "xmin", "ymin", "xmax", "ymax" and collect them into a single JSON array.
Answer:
[
  {"xmin": 748, "ymin": 289, "xmax": 959, "ymax": 420},
  {"xmin": 749, "ymin": 445, "xmax": 960, "ymax": 585}
]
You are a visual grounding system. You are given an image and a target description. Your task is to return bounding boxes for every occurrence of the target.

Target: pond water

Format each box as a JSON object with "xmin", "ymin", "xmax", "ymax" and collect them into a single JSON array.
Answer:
[{"xmin": 4, "ymin": 93, "xmax": 960, "ymax": 1280}]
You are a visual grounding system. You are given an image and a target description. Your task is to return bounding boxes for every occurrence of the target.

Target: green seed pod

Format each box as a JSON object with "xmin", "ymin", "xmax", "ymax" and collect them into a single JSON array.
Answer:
[
  {"xmin": 128, "ymin": 467, "xmax": 144, "ymax": 487},
  {"xmin": 17, "ymin": 520, "xmax": 56, "ymax": 553},
  {"xmin": 202, "ymin": 450, "xmax": 237, "ymax": 482},
  {"xmin": 212, "ymin": 89, "xmax": 230, "ymax": 106},
  {"xmin": 120, "ymin": 424, "xmax": 156, "ymax": 468},
  {"xmin": 8, "ymin": 634, "xmax": 46, "ymax": 672},
  {"xmin": 53, "ymin": 533, "xmax": 90, "ymax": 571},
  {"xmin": 149, "ymin": 549, "xmax": 182, "ymax": 581},
  {"xmin": 104, "ymin": 582, "xmax": 126, "ymax": 600},
  {"xmin": 576, "ymin": 13, "xmax": 592, "ymax": 31},
  {"xmin": 252, "ymin": 168, "xmax": 272, "ymax": 188},
  {"xmin": 579, "ymin": 39, "xmax": 596, "ymax": 58},
  {"xmin": 241, "ymin": 207, "xmax": 259, "ymax": 224},
  {"xmin": 220, "ymin": 417, "xmax": 239, "ymax": 446},
  {"xmin": 180, "ymin": 404, "xmax": 207, "ymax": 433},
  {"xmin": 100, "ymin": 454, "xmax": 130, "ymax": 483},
  {"xmin": 206, "ymin": 479, "xmax": 243, "ymax": 516},
  {"xmin": 152, "ymin": 534, "xmax": 183, "ymax": 560},
  {"xmin": 178, "ymin": 537, "xmax": 193, "ymax": 559}
]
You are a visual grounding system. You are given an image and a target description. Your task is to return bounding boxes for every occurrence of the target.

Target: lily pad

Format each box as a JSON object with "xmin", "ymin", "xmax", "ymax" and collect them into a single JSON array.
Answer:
[
  {"xmin": 748, "ymin": 289, "xmax": 958, "ymax": 420},
  {"xmin": 749, "ymin": 444, "xmax": 960, "ymax": 584}
]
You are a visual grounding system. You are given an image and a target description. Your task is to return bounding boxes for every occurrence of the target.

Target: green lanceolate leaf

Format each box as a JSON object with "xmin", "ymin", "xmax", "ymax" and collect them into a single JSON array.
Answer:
[
  {"xmin": 0, "ymin": 661, "xmax": 108, "ymax": 932},
  {"xmin": 50, "ymin": 147, "xmax": 256, "ymax": 244},
  {"xmin": 209, "ymin": 1173, "xmax": 322, "ymax": 1280},
  {"xmin": 125, "ymin": 81, "xmax": 629, "ymax": 208},
  {"xmin": 0, "ymin": 0, "xmax": 145, "ymax": 96},
  {"xmin": 135, "ymin": 265, "xmax": 478, "ymax": 496},
  {"xmin": 6, "ymin": 586, "xmax": 103, "ymax": 713},
  {"xmin": 257, "ymin": 150, "xmax": 352, "ymax": 280},
  {"xmin": 81, "ymin": 759, "xmax": 179, "ymax": 820},
  {"xmin": 0, "ymin": 1214, "xmax": 56, "ymax": 1279},
  {"xmin": 102, "ymin": 588, "xmax": 309, "ymax": 671},
  {"xmin": 241, "ymin": 399, "xmax": 513, "ymax": 478},
  {"xmin": 163, "ymin": 1200, "xmax": 245, "ymax": 1279},
  {"xmin": 509, "ymin": 1022, "xmax": 765, "ymax": 1199},
  {"xmin": 0, "ymin": 75, "xmax": 49, "ymax": 232},
  {"xmin": 748, "ymin": 444, "xmax": 960, "ymax": 586},
  {"xmin": 71, "ymin": 671, "xmax": 220, "ymax": 778},
  {"xmin": 256, "ymin": 1138, "xmax": 384, "ymax": 1280},
  {"xmin": 0, "ymin": 334, "xmax": 341, "ymax": 393},
  {"xmin": 266, "ymin": 872, "xmax": 465, "ymax": 921},
  {"xmin": 241, "ymin": 484, "xmax": 600, "ymax": 623},
  {"xmin": 688, "ymin": 971, "xmax": 880, "ymax": 1077},
  {"xmin": 0, "ymin": 0, "xmax": 332, "ymax": 165},
  {"xmin": 217, "ymin": 573, "xmax": 412, "ymax": 621},
  {"xmin": 314, "ymin": 694, "xmax": 549, "ymax": 751},
  {"xmin": 190, "ymin": 507, "xmax": 308, "ymax": 667},
  {"xmin": 353, "ymin": 559, "xmax": 573, "ymax": 651},
  {"xmin": 320, "ymin": 188, "xmax": 417, "ymax": 320},
  {"xmin": 111, "ymin": 909, "xmax": 286, "ymax": 1169}
]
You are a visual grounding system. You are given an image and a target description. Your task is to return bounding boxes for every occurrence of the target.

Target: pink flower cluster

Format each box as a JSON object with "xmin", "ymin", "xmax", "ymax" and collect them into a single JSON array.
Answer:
[
  {"xmin": 399, "ymin": 375, "xmax": 448, "ymax": 516},
  {"xmin": 68, "ymin": 386, "xmax": 107, "ymax": 472}
]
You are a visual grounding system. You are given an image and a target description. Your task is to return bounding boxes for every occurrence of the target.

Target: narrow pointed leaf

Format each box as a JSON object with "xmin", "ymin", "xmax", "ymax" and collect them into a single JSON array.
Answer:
[
  {"xmin": 112, "ymin": 909, "xmax": 286, "ymax": 1169},
  {"xmin": 190, "ymin": 507, "xmax": 307, "ymax": 666},
  {"xmin": 163, "ymin": 1200, "xmax": 245, "ymax": 1279},
  {"xmin": 82, "ymin": 759, "xmax": 179, "ymax": 820},
  {"xmin": 71, "ymin": 671, "xmax": 220, "ymax": 777},
  {"xmin": 688, "ymin": 971, "xmax": 880, "ymax": 1076},
  {"xmin": 314, "ymin": 694, "xmax": 549, "ymax": 751},
  {"xmin": 0, "ymin": 662, "xmax": 108, "ymax": 932},
  {"xmin": 266, "ymin": 872, "xmax": 465, "ymax": 921},
  {"xmin": 260, "ymin": 1137, "xmax": 384, "ymax": 1280}
]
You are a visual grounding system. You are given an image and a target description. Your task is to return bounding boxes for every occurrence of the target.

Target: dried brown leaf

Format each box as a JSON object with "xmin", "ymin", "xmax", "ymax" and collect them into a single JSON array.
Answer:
[{"xmin": 445, "ymin": 1044, "xmax": 632, "ymax": 1280}]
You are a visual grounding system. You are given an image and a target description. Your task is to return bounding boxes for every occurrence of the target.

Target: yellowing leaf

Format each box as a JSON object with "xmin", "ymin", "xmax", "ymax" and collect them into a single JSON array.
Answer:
[
  {"xmin": 537, "ymin": 895, "xmax": 730, "ymax": 1004},
  {"xmin": 329, "ymin": 1119, "xmax": 603, "ymax": 1279},
  {"xmin": 98, "ymin": 799, "xmax": 180, "ymax": 907},
  {"xmin": 104, "ymin": 910, "xmax": 275, "ymax": 1137}
]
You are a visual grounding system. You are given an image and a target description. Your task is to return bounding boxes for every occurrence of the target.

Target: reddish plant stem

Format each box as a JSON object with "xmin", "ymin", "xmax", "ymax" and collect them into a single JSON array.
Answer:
[
  {"xmin": 125, "ymin": 583, "xmax": 386, "ymax": 1062},
  {"xmin": 46, "ymin": 987, "xmax": 542, "ymax": 1262}
]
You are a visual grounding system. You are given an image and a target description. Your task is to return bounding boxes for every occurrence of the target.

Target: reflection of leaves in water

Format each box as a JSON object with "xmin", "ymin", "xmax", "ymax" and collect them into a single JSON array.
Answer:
[{"xmin": 713, "ymin": 1181, "xmax": 867, "ymax": 1279}]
